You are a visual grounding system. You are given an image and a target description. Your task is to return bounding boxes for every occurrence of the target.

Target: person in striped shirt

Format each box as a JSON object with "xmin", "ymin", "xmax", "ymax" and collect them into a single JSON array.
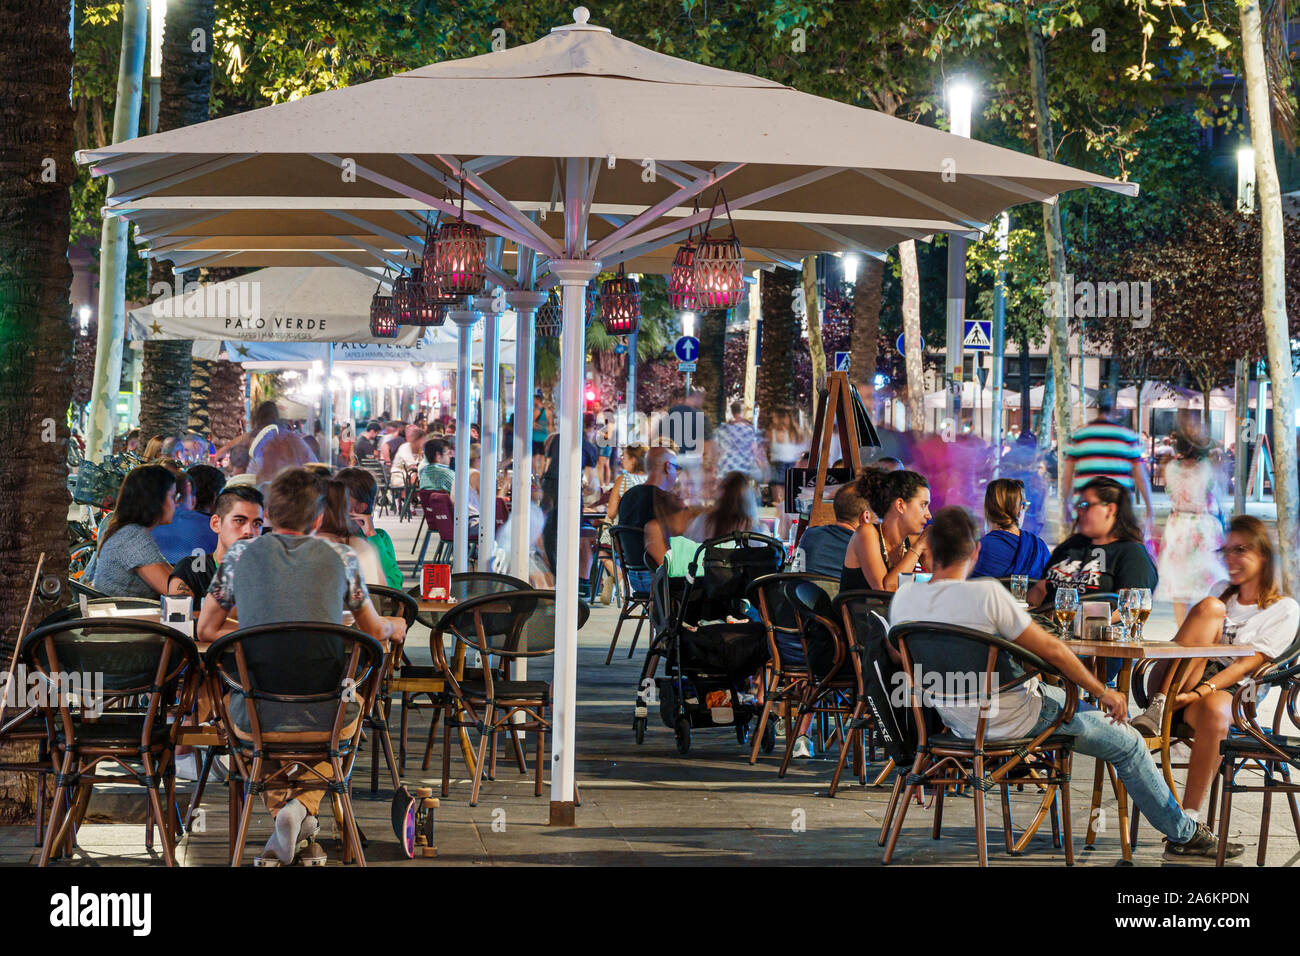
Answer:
[{"xmin": 1059, "ymin": 391, "xmax": 1154, "ymax": 535}]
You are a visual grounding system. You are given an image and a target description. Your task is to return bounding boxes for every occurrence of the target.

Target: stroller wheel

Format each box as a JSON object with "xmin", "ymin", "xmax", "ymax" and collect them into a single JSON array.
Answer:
[
  {"xmin": 674, "ymin": 717, "xmax": 691, "ymax": 755},
  {"xmin": 633, "ymin": 715, "xmax": 647, "ymax": 745},
  {"xmin": 761, "ymin": 719, "xmax": 776, "ymax": 754},
  {"xmin": 735, "ymin": 721, "xmax": 749, "ymax": 745}
]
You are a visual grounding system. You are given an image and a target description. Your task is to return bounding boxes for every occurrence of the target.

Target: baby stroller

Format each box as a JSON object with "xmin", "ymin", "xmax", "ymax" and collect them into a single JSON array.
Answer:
[{"xmin": 634, "ymin": 532, "xmax": 785, "ymax": 754}]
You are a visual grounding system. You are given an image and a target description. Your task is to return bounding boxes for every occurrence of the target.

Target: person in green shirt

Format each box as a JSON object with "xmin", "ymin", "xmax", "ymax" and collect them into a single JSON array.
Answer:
[
  {"xmin": 419, "ymin": 438, "xmax": 455, "ymax": 493},
  {"xmin": 334, "ymin": 466, "xmax": 404, "ymax": 588}
]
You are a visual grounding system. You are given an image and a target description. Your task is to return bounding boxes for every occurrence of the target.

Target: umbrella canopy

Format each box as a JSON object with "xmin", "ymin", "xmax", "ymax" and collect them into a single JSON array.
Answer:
[{"xmin": 129, "ymin": 266, "xmax": 424, "ymax": 345}]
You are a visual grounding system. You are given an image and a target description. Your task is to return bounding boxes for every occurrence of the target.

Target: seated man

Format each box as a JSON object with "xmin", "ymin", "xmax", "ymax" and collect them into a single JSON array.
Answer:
[
  {"xmin": 888, "ymin": 506, "xmax": 1242, "ymax": 860},
  {"xmin": 168, "ymin": 485, "xmax": 264, "ymax": 598},
  {"xmin": 616, "ymin": 446, "xmax": 680, "ymax": 592},
  {"xmin": 197, "ymin": 468, "xmax": 407, "ymax": 866},
  {"xmin": 796, "ymin": 482, "xmax": 865, "ymax": 577},
  {"xmin": 152, "ymin": 467, "xmax": 220, "ymax": 563},
  {"xmin": 419, "ymin": 438, "xmax": 455, "ymax": 492}
]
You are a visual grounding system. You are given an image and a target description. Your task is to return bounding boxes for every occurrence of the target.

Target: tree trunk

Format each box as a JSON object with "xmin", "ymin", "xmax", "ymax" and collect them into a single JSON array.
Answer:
[
  {"xmin": 1240, "ymin": 0, "xmax": 1300, "ymax": 593},
  {"xmin": 757, "ymin": 268, "xmax": 799, "ymax": 432},
  {"xmin": 694, "ymin": 308, "xmax": 727, "ymax": 425},
  {"xmin": 138, "ymin": 0, "xmax": 215, "ymax": 440},
  {"xmin": 207, "ymin": 360, "xmax": 247, "ymax": 445},
  {"xmin": 0, "ymin": 0, "xmax": 76, "ymax": 820},
  {"xmin": 900, "ymin": 240, "xmax": 924, "ymax": 433},
  {"xmin": 742, "ymin": 272, "xmax": 759, "ymax": 418},
  {"xmin": 802, "ymin": 256, "xmax": 826, "ymax": 425},
  {"xmin": 188, "ymin": 357, "xmax": 214, "ymax": 434},
  {"xmin": 851, "ymin": 256, "xmax": 884, "ymax": 405},
  {"xmin": 1026, "ymin": 20, "xmax": 1073, "ymax": 485},
  {"xmin": 84, "ymin": 0, "xmax": 148, "ymax": 461},
  {"xmin": 1036, "ymin": 359, "xmax": 1055, "ymax": 448}
]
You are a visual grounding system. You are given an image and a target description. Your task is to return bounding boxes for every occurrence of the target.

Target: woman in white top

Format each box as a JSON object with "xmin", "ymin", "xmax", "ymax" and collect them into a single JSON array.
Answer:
[
  {"xmin": 1132, "ymin": 515, "xmax": 1300, "ymax": 820},
  {"xmin": 389, "ymin": 426, "xmax": 425, "ymax": 489}
]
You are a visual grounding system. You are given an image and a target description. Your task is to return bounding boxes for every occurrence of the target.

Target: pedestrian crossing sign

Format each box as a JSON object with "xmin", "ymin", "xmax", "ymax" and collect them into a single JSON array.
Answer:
[
  {"xmin": 834, "ymin": 351, "xmax": 851, "ymax": 372},
  {"xmin": 962, "ymin": 319, "xmax": 992, "ymax": 351}
]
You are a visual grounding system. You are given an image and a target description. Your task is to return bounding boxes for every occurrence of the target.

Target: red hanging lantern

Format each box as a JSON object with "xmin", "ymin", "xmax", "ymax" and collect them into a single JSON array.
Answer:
[
  {"xmin": 369, "ymin": 272, "xmax": 397, "ymax": 338},
  {"xmin": 600, "ymin": 265, "xmax": 641, "ymax": 336},
  {"xmin": 392, "ymin": 273, "xmax": 414, "ymax": 323},
  {"xmin": 668, "ymin": 238, "xmax": 697, "ymax": 310},
  {"xmin": 693, "ymin": 188, "xmax": 745, "ymax": 309},
  {"xmin": 430, "ymin": 176, "xmax": 487, "ymax": 295},
  {"xmin": 535, "ymin": 289, "xmax": 562, "ymax": 339},
  {"xmin": 408, "ymin": 267, "xmax": 453, "ymax": 326}
]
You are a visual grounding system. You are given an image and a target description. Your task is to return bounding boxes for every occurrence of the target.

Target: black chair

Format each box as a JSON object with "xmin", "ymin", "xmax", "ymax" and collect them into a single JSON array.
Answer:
[
  {"xmin": 433, "ymin": 590, "xmax": 570, "ymax": 805},
  {"xmin": 746, "ymin": 572, "xmax": 839, "ymax": 764},
  {"xmin": 21, "ymin": 617, "xmax": 201, "ymax": 866},
  {"xmin": 828, "ymin": 588, "xmax": 896, "ymax": 796},
  {"xmin": 777, "ymin": 577, "xmax": 852, "ymax": 777},
  {"xmin": 883, "ymin": 622, "xmax": 1078, "ymax": 867},
  {"xmin": 1215, "ymin": 659, "xmax": 1300, "ymax": 865},
  {"xmin": 67, "ymin": 578, "xmax": 109, "ymax": 601},
  {"xmin": 207, "ymin": 623, "xmax": 384, "ymax": 866},
  {"xmin": 362, "ymin": 585, "xmax": 419, "ymax": 794},
  {"xmin": 395, "ymin": 572, "xmax": 531, "ymax": 773},
  {"xmin": 605, "ymin": 524, "xmax": 653, "ymax": 665},
  {"xmin": 359, "ymin": 458, "xmax": 394, "ymax": 518}
]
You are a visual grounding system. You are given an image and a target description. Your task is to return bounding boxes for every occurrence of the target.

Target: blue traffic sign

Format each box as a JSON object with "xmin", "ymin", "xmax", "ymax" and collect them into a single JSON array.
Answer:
[
  {"xmin": 896, "ymin": 332, "xmax": 925, "ymax": 356},
  {"xmin": 834, "ymin": 351, "xmax": 851, "ymax": 372},
  {"xmin": 962, "ymin": 320, "xmax": 993, "ymax": 351},
  {"xmin": 674, "ymin": 335, "xmax": 700, "ymax": 363}
]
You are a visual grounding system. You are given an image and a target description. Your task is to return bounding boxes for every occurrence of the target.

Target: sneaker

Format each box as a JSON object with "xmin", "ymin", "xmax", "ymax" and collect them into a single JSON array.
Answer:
[
  {"xmin": 1130, "ymin": 694, "xmax": 1165, "ymax": 737},
  {"xmin": 174, "ymin": 752, "xmax": 198, "ymax": 781},
  {"xmin": 296, "ymin": 815, "xmax": 326, "ymax": 866},
  {"xmin": 792, "ymin": 735, "xmax": 814, "ymax": 759},
  {"xmin": 1164, "ymin": 822, "xmax": 1244, "ymax": 860},
  {"xmin": 256, "ymin": 798, "xmax": 307, "ymax": 867},
  {"xmin": 774, "ymin": 717, "xmax": 787, "ymax": 738}
]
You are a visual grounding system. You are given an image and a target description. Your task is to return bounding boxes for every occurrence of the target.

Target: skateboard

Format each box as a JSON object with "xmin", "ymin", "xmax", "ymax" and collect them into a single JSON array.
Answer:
[{"xmin": 391, "ymin": 784, "xmax": 438, "ymax": 858}]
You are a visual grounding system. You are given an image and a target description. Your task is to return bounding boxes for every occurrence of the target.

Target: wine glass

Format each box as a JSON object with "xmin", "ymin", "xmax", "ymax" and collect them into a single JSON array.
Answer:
[
  {"xmin": 1134, "ymin": 588, "xmax": 1153, "ymax": 641},
  {"xmin": 1054, "ymin": 588, "xmax": 1080, "ymax": 639},
  {"xmin": 1118, "ymin": 588, "xmax": 1139, "ymax": 642}
]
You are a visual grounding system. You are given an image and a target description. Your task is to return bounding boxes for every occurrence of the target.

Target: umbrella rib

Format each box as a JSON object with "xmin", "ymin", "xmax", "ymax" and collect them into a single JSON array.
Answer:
[
  {"xmin": 587, "ymin": 161, "xmax": 744, "ymax": 260},
  {"xmin": 596, "ymin": 165, "xmax": 846, "ymax": 260},
  {"xmin": 316, "ymin": 252, "xmax": 397, "ymax": 288},
  {"xmin": 967, "ymin": 174, "xmax": 1059, "ymax": 206},
  {"xmin": 852, "ymin": 169, "xmax": 989, "ymax": 228},
  {"xmin": 108, "ymin": 154, "xmax": 252, "ymax": 204},
  {"xmin": 413, "ymin": 154, "xmax": 562, "ymax": 257},
  {"xmin": 131, "ymin": 211, "xmax": 226, "ymax": 242},
  {"xmin": 323, "ymin": 210, "xmax": 423, "ymax": 256},
  {"xmin": 325, "ymin": 234, "xmax": 411, "ymax": 271}
]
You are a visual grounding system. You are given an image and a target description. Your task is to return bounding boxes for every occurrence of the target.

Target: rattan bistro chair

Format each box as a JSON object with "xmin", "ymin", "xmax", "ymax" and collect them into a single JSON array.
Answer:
[
  {"xmin": 746, "ymin": 572, "xmax": 840, "ymax": 764},
  {"xmin": 1215, "ymin": 659, "xmax": 1300, "ymax": 866},
  {"xmin": 21, "ymin": 617, "xmax": 201, "ymax": 867},
  {"xmin": 605, "ymin": 524, "xmax": 653, "ymax": 665},
  {"xmin": 207, "ymin": 623, "xmax": 385, "ymax": 867},
  {"xmin": 434, "ymin": 590, "xmax": 584, "ymax": 806},
  {"xmin": 364, "ymin": 585, "xmax": 420, "ymax": 794},
  {"xmin": 777, "ymin": 577, "xmax": 852, "ymax": 777},
  {"xmin": 828, "ymin": 589, "xmax": 895, "ymax": 796},
  {"xmin": 883, "ymin": 622, "xmax": 1079, "ymax": 867}
]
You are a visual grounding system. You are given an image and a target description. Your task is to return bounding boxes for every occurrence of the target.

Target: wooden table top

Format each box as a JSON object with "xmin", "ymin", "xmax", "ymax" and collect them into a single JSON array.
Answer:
[
  {"xmin": 1061, "ymin": 639, "xmax": 1257, "ymax": 660},
  {"xmin": 416, "ymin": 598, "xmax": 458, "ymax": 613}
]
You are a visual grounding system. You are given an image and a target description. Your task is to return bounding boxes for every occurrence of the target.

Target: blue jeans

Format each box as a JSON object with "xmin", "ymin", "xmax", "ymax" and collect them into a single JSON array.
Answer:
[
  {"xmin": 626, "ymin": 569, "xmax": 653, "ymax": 595},
  {"xmin": 1030, "ymin": 686, "xmax": 1195, "ymax": 844}
]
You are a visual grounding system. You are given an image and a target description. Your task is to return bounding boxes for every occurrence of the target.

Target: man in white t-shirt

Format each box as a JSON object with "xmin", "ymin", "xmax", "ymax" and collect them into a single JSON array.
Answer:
[{"xmin": 888, "ymin": 506, "xmax": 1240, "ymax": 859}]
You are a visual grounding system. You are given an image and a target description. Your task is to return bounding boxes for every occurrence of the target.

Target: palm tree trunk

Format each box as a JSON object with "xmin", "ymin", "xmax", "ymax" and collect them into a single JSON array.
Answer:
[
  {"xmin": 0, "ymin": 0, "xmax": 76, "ymax": 819},
  {"xmin": 757, "ymin": 268, "xmax": 798, "ymax": 431},
  {"xmin": 851, "ymin": 257, "xmax": 884, "ymax": 406},
  {"xmin": 138, "ymin": 0, "xmax": 214, "ymax": 440},
  {"xmin": 900, "ymin": 241, "xmax": 924, "ymax": 432},
  {"xmin": 802, "ymin": 256, "xmax": 826, "ymax": 424},
  {"xmin": 1240, "ymin": 0, "xmax": 1299, "ymax": 593},
  {"xmin": 694, "ymin": 308, "xmax": 727, "ymax": 424}
]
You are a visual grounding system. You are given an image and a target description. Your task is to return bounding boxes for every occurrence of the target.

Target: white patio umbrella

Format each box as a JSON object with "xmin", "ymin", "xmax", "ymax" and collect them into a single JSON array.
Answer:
[{"xmin": 80, "ymin": 7, "xmax": 1137, "ymax": 824}]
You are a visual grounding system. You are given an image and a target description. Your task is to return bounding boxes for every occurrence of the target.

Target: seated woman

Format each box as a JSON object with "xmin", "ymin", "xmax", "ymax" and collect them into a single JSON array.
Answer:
[
  {"xmin": 604, "ymin": 443, "xmax": 648, "ymax": 523},
  {"xmin": 642, "ymin": 488, "xmax": 697, "ymax": 570},
  {"xmin": 1027, "ymin": 476, "xmax": 1157, "ymax": 609},
  {"xmin": 90, "ymin": 464, "xmax": 178, "ymax": 598},
  {"xmin": 314, "ymin": 480, "xmax": 385, "ymax": 586},
  {"xmin": 970, "ymin": 478, "xmax": 1050, "ymax": 580},
  {"xmin": 1130, "ymin": 516, "xmax": 1300, "ymax": 834},
  {"xmin": 841, "ymin": 468, "xmax": 931, "ymax": 592}
]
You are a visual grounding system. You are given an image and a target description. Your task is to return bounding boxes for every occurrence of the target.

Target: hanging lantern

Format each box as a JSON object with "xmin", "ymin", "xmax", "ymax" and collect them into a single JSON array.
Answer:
[
  {"xmin": 693, "ymin": 188, "xmax": 746, "ymax": 309},
  {"xmin": 600, "ymin": 266, "xmax": 641, "ymax": 336},
  {"xmin": 668, "ymin": 238, "xmax": 697, "ymax": 310},
  {"xmin": 408, "ymin": 267, "xmax": 453, "ymax": 327},
  {"xmin": 535, "ymin": 289, "xmax": 562, "ymax": 339},
  {"xmin": 369, "ymin": 282, "xmax": 397, "ymax": 339},
  {"xmin": 429, "ymin": 176, "xmax": 487, "ymax": 294},
  {"xmin": 392, "ymin": 273, "xmax": 414, "ymax": 323}
]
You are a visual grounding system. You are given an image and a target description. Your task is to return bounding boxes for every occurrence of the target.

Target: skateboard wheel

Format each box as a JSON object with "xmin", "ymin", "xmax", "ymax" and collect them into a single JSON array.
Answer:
[
  {"xmin": 421, "ymin": 798, "xmax": 438, "ymax": 808},
  {"xmin": 421, "ymin": 846, "xmax": 437, "ymax": 858},
  {"xmin": 414, "ymin": 787, "xmax": 433, "ymax": 797}
]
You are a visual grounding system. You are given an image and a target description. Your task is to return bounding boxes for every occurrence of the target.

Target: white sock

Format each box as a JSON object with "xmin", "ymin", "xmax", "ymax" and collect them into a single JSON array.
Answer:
[{"xmin": 1185, "ymin": 808, "xmax": 1200, "ymax": 824}]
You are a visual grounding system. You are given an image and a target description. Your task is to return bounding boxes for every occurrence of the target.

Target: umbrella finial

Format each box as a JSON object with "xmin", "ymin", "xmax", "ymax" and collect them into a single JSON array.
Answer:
[
  {"xmin": 552, "ymin": 5, "xmax": 608, "ymax": 33},
  {"xmin": 574, "ymin": 6, "xmax": 589, "ymax": 24}
]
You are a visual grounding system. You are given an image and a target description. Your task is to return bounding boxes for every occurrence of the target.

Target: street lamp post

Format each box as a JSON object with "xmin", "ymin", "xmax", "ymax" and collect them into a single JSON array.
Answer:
[
  {"xmin": 991, "ymin": 212, "xmax": 1008, "ymax": 472},
  {"xmin": 944, "ymin": 79, "xmax": 974, "ymax": 434}
]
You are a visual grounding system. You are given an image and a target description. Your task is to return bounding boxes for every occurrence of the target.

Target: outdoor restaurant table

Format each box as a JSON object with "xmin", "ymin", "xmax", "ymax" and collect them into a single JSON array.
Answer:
[
  {"xmin": 410, "ymin": 596, "xmax": 479, "ymax": 775},
  {"xmin": 1060, "ymin": 638, "xmax": 1257, "ymax": 862}
]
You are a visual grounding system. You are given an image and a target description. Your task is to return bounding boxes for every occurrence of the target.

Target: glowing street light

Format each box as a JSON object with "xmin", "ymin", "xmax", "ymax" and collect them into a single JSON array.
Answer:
[
  {"xmin": 681, "ymin": 311, "xmax": 696, "ymax": 339},
  {"xmin": 1237, "ymin": 147, "xmax": 1256, "ymax": 215},
  {"xmin": 840, "ymin": 253, "xmax": 860, "ymax": 286}
]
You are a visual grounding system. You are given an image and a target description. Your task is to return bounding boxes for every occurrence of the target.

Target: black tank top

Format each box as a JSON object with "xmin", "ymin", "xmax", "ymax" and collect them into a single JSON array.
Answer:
[{"xmin": 841, "ymin": 524, "xmax": 911, "ymax": 592}]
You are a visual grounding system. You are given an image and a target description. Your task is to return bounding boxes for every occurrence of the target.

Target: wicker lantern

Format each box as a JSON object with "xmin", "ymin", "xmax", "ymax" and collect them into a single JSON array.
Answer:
[
  {"xmin": 667, "ymin": 238, "xmax": 697, "ymax": 310},
  {"xmin": 429, "ymin": 180, "xmax": 487, "ymax": 295},
  {"xmin": 369, "ymin": 287, "xmax": 397, "ymax": 338},
  {"xmin": 408, "ymin": 267, "xmax": 453, "ymax": 327},
  {"xmin": 599, "ymin": 266, "xmax": 641, "ymax": 336},
  {"xmin": 392, "ymin": 273, "xmax": 414, "ymax": 323},
  {"xmin": 693, "ymin": 188, "xmax": 746, "ymax": 309},
  {"xmin": 535, "ymin": 289, "xmax": 562, "ymax": 339}
]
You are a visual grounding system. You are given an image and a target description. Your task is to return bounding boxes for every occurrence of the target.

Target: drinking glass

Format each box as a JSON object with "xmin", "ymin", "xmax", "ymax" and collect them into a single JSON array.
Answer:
[
  {"xmin": 1054, "ymin": 588, "xmax": 1080, "ymax": 639},
  {"xmin": 1134, "ymin": 588, "xmax": 1153, "ymax": 641},
  {"xmin": 1010, "ymin": 575, "xmax": 1029, "ymax": 604},
  {"xmin": 1119, "ymin": 588, "xmax": 1139, "ymax": 641}
]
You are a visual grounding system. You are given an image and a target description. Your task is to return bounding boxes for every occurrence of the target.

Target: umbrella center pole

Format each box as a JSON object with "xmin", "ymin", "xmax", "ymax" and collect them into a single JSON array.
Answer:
[{"xmin": 449, "ymin": 305, "xmax": 481, "ymax": 573}]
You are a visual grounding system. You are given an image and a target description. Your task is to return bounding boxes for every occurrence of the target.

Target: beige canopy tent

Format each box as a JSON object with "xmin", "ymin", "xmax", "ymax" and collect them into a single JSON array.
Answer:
[{"xmin": 81, "ymin": 7, "xmax": 1137, "ymax": 825}]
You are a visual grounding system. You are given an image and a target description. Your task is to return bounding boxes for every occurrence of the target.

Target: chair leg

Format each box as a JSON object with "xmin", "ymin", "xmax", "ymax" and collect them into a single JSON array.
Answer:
[
  {"xmin": 882, "ymin": 755, "xmax": 925, "ymax": 864},
  {"xmin": 604, "ymin": 608, "xmax": 629, "ymax": 665},
  {"xmin": 416, "ymin": 527, "xmax": 434, "ymax": 567},
  {"xmin": 144, "ymin": 762, "xmax": 176, "ymax": 867},
  {"xmin": 932, "ymin": 783, "xmax": 946, "ymax": 840},
  {"xmin": 410, "ymin": 515, "xmax": 426, "ymax": 553},
  {"xmin": 229, "ymin": 757, "xmax": 260, "ymax": 867},
  {"xmin": 535, "ymin": 715, "xmax": 546, "ymax": 798},
  {"xmin": 399, "ymin": 693, "xmax": 410, "ymax": 773},
  {"xmin": 1000, "ymin": 783, "xmax": 1015, "ymax": 853},
  {"xmin": 469, "ymin": 708, "xmax": 493, "ymax": 807},
  {"xmin": 749, "ymin": 695, "xmax": 774, "ymax": 767},
  {"xmin": 38, "ymin": 754, "xmax": 74, "ymax": 867},
  {"xmin": 973, "ymin": 755, "xmax": 988, "ymax": 867},
  {"xmin": 187, "ymin": 747, "xmax": 216, "ymax": 832},
  {"xmin": 440, "ymin": 702, "xmax": 453, "ymax": 798},
  {"xmin": 1085, "ymin": 758, "xmax": 1105, "ymax": 848},
  {"xmin": 422, "ymin": 701, "xmax": 442, "ymax": 771},
  {"xmin": 34, "ymin": 769, "xmax": 46, "ymax": 847},
  {"xmin": 626, "ymin": 609, "xmax": 647, "ymax": 658},
  {"xmin": 335, "ymin": 759, "xmax": 367, "ymax": 867},
  {"xmin": 871, "ymin": 757, "xmax": 896, "ymax": 788},
  {"xmin": 488, "ymin": 725, "xmax": 498, "ymax": 781},
  {"xmin": 878, "ymin": 771, "xmax": 905, "ymax": 847},
  {"xmin": 508, "ymin": 723, "xmax": 528, "ymax": 773},
  {"xmin": 777, "ymin": 701, "xmax": 808, "ymax": 778},
  {"xmin": 1216, "ymin": 760, "xmax": 1234, "ymax": 868},
  {"xmin": 1060, "ymin": 752, "xmax": 1075, "ymax": 865},
  {"xmin": 1207, "ymin": 769, "xmax": 1220, "ymax": 830},
  {"xmin": 1258, "ymin": 768, "xmax": 1274, "ymax": 867}
]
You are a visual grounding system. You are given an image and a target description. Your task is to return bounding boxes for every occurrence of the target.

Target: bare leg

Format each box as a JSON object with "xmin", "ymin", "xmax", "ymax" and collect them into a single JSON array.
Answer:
[
  {"xmin": 1172, "ymin": 602, "xmax": 1188, "ymax": 627},
  {"xmin": 1181, "ymin": 690, "xmax": 1232, "ymax": 814}
]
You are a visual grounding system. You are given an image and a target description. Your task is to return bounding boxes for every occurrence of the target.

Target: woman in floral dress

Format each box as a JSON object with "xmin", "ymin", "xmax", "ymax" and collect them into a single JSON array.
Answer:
[{"xmin": 1156, "ymin": 428, "xmax": 1226, "ymax": 624}]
